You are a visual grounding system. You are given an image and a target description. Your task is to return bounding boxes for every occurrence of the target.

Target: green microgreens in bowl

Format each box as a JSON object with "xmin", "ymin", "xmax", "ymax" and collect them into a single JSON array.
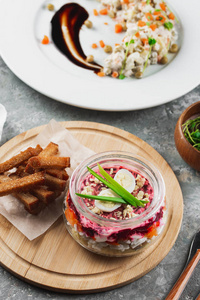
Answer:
[
  {"xmin": 182, "ymin": 117, "xmax": 200, "ymax": 151},
  {"xmin": 76, "ymin": 164, "xmax": 149, "ymax": 207}
]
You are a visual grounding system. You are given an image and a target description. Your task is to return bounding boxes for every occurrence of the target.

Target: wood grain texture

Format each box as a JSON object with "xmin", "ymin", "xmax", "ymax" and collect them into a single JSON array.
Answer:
[
  {"xmin": 196, "ymin": 294, "xmax": 200, "ymax": 300},
  {"xmin": 0, "ymin": 121, "xmax": 183, "ymax": 293},
  {"xmin": 166, "ymin": 249, "xmax": 200, "ymax": 300}
]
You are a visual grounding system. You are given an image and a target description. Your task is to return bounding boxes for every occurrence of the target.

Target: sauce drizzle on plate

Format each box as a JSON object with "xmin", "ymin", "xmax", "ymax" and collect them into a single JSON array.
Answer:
[{"xmin": 51, "ymin": 3, "xmax": 102, "ymax": 73}]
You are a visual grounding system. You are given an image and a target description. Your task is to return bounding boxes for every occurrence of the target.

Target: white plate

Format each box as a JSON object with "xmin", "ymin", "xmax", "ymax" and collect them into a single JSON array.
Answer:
[{"xmin": 0, "ymin": 0, "xmax": 199, "ymax": 111}]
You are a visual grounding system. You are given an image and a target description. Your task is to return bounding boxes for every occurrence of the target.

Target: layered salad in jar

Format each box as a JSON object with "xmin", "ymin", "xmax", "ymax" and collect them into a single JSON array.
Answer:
[{"xmin": 63, "ymin": 151, "xmax": 167, "ymax": 256}]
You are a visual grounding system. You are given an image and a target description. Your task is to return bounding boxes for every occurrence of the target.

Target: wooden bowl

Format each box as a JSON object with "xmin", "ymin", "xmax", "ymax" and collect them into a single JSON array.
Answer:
[{"xmin": 174, "ymin": 101, "xmax": 200, "ymax": 171}]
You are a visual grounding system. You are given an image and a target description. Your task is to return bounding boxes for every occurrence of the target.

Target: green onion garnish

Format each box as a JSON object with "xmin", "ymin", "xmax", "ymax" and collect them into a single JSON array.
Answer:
[
  {"xmin": 76, "ymin": 193, "xmax": 126, "ymax": 204},
  {"xmin": 97, "ymin": 163, "xmax": 144, "ymax": 207},
  {"xmin": 77, "ymin": 165, "xmax": 148, "ymax": 208}
]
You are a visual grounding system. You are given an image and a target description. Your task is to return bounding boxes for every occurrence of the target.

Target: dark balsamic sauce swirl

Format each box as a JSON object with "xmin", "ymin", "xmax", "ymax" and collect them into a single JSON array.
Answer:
[{"xmin": 51, "ymin": 3, "xmax": 102, "ymax": 73}]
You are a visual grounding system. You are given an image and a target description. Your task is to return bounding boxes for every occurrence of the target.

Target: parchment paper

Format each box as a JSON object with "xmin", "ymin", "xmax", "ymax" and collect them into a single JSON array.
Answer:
[{"xmin": 0, "ymin": 119, "xmax": 94, "ymax": 240}]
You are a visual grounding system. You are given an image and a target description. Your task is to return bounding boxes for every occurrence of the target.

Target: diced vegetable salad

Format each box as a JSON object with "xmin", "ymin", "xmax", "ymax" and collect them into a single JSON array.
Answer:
[{"xmin": 96, "ymin": 0, "xmax": 179, "ymax": 79}]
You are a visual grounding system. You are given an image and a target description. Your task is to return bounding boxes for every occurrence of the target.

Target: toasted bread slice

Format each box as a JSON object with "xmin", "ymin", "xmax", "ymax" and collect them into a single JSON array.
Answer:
[
  {"xmin": 44, "ymin": 173, "xmax": 67, "ymax": 191},
  {"xmin": 38, "ymin": 142, "xmax": 59, "ymax": 157},
  {"xmin": 13, "ymin": 192, "xmax": 44, "ymax": 214},
  {"xmin": 0, "ymin": 172, "xmax": 45, "ymax": 196},
  {"xmin": 0, "ymin": 174, "xmax": 44, "ymax": 214},
  {"xmin": 46, "ymin": 169, "xmax": 69, "ymax": 180},
  {"xmin": 31, "ymin": 186, "xmax": 61, "ymax": 204},
  {"xmin": 0, "ymin": 145, "xmax": 43, "ymax": 174},
  {"xmin": 28, "ymin": 156, "xmax": 70, "ymax": 169},
  {"xmin": 25, "ymin": 142, "xmax": 59, "ymax": 173}
]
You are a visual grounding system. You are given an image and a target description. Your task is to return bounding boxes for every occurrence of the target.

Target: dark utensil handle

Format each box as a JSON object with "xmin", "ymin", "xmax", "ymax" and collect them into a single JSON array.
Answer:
[
  {"xmin": 166, "ymin": 249, "xmax": 200, "ymax": 300},
  {"xmin": 195, "ymin": 293, "xmax": 200, "ymax": 300}
]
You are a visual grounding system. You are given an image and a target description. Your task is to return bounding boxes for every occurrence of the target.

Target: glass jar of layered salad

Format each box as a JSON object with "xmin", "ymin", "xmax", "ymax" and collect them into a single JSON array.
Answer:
[{"xmin": 63, "ymin": 151, "xmax": 167, "ymax": 257}]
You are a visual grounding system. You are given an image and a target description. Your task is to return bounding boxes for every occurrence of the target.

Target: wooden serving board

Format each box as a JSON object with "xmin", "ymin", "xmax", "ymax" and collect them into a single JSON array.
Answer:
[{"xmin": 0, "ymin": 121, "xmax": 183, "ymax": 293}]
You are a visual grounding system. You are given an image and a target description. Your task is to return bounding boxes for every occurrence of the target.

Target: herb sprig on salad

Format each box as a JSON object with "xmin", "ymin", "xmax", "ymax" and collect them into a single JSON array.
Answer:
[
  {"xmin": 119, "ymin": 39, "xmax": 135, "ymax": 80},
  {"xmin": 76, "ymin": 164, "xmax": 149, "ymax": 207},
  {"xmin": 142, "ymin": 37, "xmax": 157, "ymax": 74}
]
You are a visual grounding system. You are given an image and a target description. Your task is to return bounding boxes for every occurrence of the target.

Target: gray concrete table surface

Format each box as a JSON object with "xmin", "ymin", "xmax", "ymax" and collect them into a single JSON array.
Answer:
[{"xmin": 0, "ymin": 56, "xmax": 199, "ymax": 300}]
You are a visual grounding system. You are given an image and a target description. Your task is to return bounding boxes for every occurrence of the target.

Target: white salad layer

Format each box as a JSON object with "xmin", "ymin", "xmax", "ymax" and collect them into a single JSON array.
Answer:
[
  {"xmin": 99, "ymin": 0, "xmax": 178, "ymax": 78},
  {"xmin": 69, "ymin": 210, "xmax": 167, "ymax": 253}
]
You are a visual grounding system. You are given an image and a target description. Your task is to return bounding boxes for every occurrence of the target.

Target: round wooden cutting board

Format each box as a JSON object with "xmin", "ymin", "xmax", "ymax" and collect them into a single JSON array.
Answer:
[{"xmin": 0, "ymin": 121, "xmax": 183, "ymax": 293}]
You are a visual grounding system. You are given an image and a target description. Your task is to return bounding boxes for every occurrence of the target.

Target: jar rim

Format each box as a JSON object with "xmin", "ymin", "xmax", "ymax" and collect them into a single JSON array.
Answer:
[{"xmin": 69, "ymin": 151, "xmax": 166, "ymax": 229}]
